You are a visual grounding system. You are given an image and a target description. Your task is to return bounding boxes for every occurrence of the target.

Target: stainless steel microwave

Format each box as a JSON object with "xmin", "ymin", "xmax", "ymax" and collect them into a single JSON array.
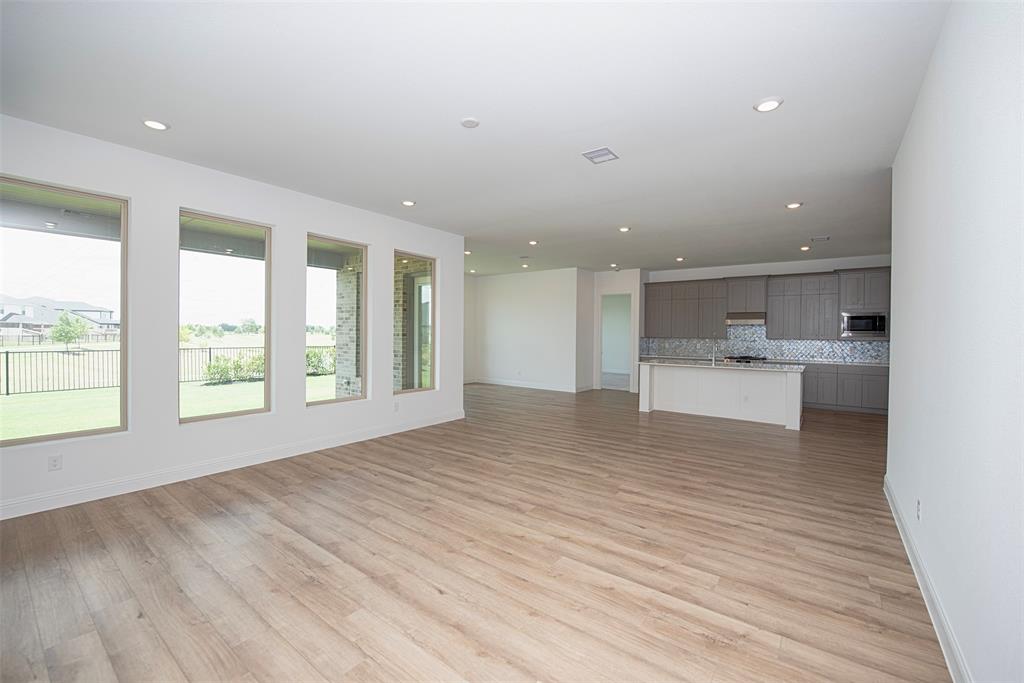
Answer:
[{"xmin": 841, "ymin": 311, "xmax": 887, "ymax": 338}]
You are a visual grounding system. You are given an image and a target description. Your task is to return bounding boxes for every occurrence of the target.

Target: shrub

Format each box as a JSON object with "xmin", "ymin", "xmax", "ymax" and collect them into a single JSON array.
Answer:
[
  {"xmin": 305, "ymin": 348, "xmax": 334, "ymax": 376},
  {"xmin": 206, "ymin": 356, "xmax": 236, "ymax": 384},
  {"xmin": 243, "ymin": 353, "xmax": 265, "ymax": 380}
]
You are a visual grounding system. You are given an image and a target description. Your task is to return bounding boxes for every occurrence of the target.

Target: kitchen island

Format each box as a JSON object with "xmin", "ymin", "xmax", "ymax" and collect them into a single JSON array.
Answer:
[{"xmin": 638, "ymin": 358, "xmax": 805, "ymax": 430}]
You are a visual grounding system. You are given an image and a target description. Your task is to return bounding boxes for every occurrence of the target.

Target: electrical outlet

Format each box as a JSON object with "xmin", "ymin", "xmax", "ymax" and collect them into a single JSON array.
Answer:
[
  {"xmin": 916, "ymin": 499, "xmax": 922, "ymax": 521},
  {"xmin": 47, "ymin": 455, "xmax": 63, "ymax": 472}
]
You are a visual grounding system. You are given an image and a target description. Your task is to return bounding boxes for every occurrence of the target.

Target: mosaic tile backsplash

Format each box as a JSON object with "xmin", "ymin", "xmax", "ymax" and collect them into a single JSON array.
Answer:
[{"xmin": 641, "ymin": 325, "xmax": 889, "ymax": 364}]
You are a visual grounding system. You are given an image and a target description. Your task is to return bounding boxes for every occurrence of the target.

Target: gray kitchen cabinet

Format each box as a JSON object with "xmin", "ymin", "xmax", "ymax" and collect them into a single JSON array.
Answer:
[
  {"xmin": 865, "ymin": 270, "xmax": 890, "ymax": 311},
  {"xmin": 783, "ymin": 294, "xmax": 802, "ymax": 339},
  {"xmin": 766, "ymin": 295, "xmax": 784, "ymax": 338},
  {"xmin": 726, "ymin": 277, "xmax": 768, "ymax": 313},
  {"xmin": 644, "ymin": 283, "xmax": 672, "ymax": 337},
  {"xmin": 800, "ymin": 293, "xmax": 819, "ymax": 339},
  {"xmin": 840, "ymin": 271, "xmax": 866, "ymax": 311},
  {"xmin": 837, "ymin": 373, "xmax": 864, "ymax": 407},
  {"xmin": 670, "ymin": 299, "xmax": 699, "ymax": 338},
  {"xmin": 820, "ymin": 292, "xmax": 839, "ymax": 339},
  {"xmin": 671, "ymin": 281, "xmax": 700, "ymax": 300},
  {"xmin": 698, "ymin": 296, "xmax": 727, "ymax": 339},
  {"xmin": 645, "ymin": 300, "xmax": 671, "ymax": 337},
  {"xmin": 861, "ymin": 375, "xmax": 889, "ymax": 410},
  {"xmin": 818, "ymin": 372, "xmax": 838, "ymax": 405},
  {"xmin": 801, "ymin": 364, "xmax": 839, "ymax": 407},
  {"xmin": 727, "ymin": 280, "xmax": 745, "ymax": 312},
  {"xmin": 840, "ymin": 268, "xmax": 890, "ymax": 312}
]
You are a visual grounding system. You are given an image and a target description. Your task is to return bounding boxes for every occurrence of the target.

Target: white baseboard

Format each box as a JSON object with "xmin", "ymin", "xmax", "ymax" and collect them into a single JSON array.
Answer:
[
  {"xmin": 884, "ymin": 475, "xmax": 970, "ymax": 683},
  {"xmin": 0, "ymin": 410, "xmax": 464, "ymax": 520},
  {"xmin": 475, "ymin": 377, "xmax": 576, "ymax": 393}
]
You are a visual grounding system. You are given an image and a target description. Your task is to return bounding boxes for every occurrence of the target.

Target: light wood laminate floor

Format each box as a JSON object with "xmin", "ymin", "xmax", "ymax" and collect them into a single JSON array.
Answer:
[{"xmin": 2, "ymin": 384, "xmax": 949, "ymax": 682}]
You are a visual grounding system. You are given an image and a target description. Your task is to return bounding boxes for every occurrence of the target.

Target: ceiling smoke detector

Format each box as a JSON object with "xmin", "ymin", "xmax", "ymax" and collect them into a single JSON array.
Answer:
[{"xmin": 582, "ymin": 147, "xmax": 619, "ymax": 164}]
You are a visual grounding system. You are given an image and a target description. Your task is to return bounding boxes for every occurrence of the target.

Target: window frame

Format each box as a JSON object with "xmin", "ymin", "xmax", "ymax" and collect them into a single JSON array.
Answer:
[
  {"xmin": 305, "ymin": 232, "xmax": 368, "ymax": 407},
  {"xmin": 177, "ymin": 209, "xmax": 272, "ymax": 424},
  {"xmin": 393, "ymin": 249, "xmax": 437, "ymax": 395},
  {"xmin": 0, "ymin": 175, "xmax": 129, "ymax": 447}
]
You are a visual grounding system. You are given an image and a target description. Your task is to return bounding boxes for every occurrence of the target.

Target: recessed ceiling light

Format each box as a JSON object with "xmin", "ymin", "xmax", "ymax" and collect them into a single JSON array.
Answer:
[
  {"xmin": 469, "ymin": 269, "xmax": 476, "ymax": 273},
  {"xmin": 618, "ymin": 226, "xmax": 630, "ymax": 233},
  {"xmin": 464, "ymin": 250, "xmax": 472, "ymax": 255},
  {"xmin": 44, "ymin": 221, "xmax": 57, "ymax": 229},
  {"xmin": 401, "ymin": 200, "xmax": 416, "ymax": 207},
  {"xmin": 461, "ymin": 117, "xmax": 480, "ymax": 129},
  {"xmin": 528, "ymin": 240, "xmax": 538, "ymax": 246},
  {"xmin": 610, "ymin": 263, "xmax": 617, "ymax": 268},
  {"xmin": 143, "ymin": 119, "xmax": 169, "ymax": 130},
  {"xmin": 754, "ymin": 97, "xmax": 783, "ymax": 113},
  {"xmin": 675, "ymin": 257, "xmax": 685, "ymax": 262},
  {"xmin": 800, "ymin": 245, "xmax": 811, "ymax": 252},
  {"xmin": 522, "ymin": 264, "xmax": 529, "ymax": 268},
  {"xmin": 225, "ymin": 248, "xmax": 234, "ymax": 253},
  {"xmin": 786, "ymin": 202, "xmax": 803, "ymax": 209}
]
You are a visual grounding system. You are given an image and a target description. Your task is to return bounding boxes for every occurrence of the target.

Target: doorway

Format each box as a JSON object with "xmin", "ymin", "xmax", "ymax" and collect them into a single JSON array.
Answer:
[{"xmin": 600, "ymin": 293, "xmax": 631, "ymax": 390}]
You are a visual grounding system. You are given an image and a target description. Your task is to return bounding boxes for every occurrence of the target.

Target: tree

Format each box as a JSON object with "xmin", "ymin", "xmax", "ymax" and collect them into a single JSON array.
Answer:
[
  {"xmin": 178, "ymin": 325, "xmax": 192, "ymax": 344},
  {"xmin": 52, "ymin": 311, "xmax": 90, "ymax": 351},
  {"xmin": 238, "ymin": 318, "xmax": 261, "ymax": 335}
]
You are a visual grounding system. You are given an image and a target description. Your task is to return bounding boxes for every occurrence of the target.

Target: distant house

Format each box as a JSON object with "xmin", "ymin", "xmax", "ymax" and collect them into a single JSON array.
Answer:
[{"xmin": 0, "ymin": 295, "xmax": 120, "ymax": 340}]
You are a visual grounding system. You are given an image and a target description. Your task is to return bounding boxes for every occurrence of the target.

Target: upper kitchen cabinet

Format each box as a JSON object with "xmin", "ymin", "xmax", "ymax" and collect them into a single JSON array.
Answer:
[
  {"xmin": 644, "ymin": 283, "xmax": 673, "ymax": 337},
  {"xmin": 726, "ymin": 277, "xmax": 767, "ymax": 313},
  {"xmin": 840, "ymin": 268, "xmax": 890, "ymax": 312}
]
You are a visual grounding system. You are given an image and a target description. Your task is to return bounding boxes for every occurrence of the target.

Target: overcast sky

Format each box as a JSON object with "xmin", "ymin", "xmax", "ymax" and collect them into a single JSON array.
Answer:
[{"xmin": 2, "ymin": 228, "xmax": 338, "ymax": 328}]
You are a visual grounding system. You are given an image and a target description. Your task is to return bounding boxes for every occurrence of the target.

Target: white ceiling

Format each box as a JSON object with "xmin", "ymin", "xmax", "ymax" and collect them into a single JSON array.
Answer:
[{"xmin": 1, "ymin": 2, "xmax": 949, "ymax": 275}]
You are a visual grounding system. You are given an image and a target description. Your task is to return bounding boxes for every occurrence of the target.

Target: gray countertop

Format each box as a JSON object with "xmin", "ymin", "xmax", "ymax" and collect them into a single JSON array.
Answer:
[
  {"xmin": 639, "ymin": 358, "xmax": 805, "ymax": 373},
  {"xmin": 640, "ymin": 355, "xmax": 889, "ymax": 368}
]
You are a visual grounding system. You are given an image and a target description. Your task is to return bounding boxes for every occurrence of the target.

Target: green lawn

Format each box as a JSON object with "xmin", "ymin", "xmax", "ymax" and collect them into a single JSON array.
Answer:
[{"xmin": 0, "ymin": 375, "xmax": 341, "ymax": 441}]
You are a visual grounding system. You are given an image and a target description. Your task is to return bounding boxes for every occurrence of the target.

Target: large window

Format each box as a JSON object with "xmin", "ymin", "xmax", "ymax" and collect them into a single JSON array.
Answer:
[
  {"xmin": 393, "ymin": 251, "xmax": 435, "ymax": 392},
  {"xmin": 306, "ymin": 235, "xmax": 365, "ymax": 404},
  {"xmin": 178, "ymin": 211, "xmax": 269, "ymax": 421},
  {"xmin": 0, "ymin": 177, "xmax": 127, "ymax": 445}
]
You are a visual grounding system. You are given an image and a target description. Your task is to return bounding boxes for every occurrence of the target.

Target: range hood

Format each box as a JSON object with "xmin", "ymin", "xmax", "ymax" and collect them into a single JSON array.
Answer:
[{"xmin": 725, "ymin": 312, "xmax": 766, "ymax": 326}]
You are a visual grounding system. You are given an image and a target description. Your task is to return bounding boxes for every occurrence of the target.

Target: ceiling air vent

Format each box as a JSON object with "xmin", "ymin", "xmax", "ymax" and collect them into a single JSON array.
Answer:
[
  {"xmin": 582, "ymin": 147, "xmax": 619, "ymax": 164},
  {"xmin": 810, "ymin": 235, "xmax": 831, "ymax": 242}
]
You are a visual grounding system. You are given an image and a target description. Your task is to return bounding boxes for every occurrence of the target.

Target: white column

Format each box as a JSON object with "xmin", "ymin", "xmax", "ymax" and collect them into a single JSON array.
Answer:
[
  {"xmin": 638, "ymin": 363, "xmax": 652, "ymax": 412},
  {"xmin": 784, "ymin": 370, "xmax": 803, "ymax": 430}
]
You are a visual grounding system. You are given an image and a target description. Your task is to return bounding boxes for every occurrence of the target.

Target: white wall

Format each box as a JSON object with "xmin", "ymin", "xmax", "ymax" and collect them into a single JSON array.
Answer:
[
  {"xmin": 646, "ymin": 254, "xmax": 891, "ymax": 282},
  {"xmin": 600, "ymin": 295, "xmax": 631, "ymax": 374},
  {"xmin": 464, "ymin": 274, "xmax": 478, "ymax": 382},
  {"xmin": 887, "ymin": 4, "xmax": 1023, "ymax": 682},
  {"xmin": 0, "ymin": 116, "xmax": 465, "ymax": 519},
  {"xmin": 575, "ymin": 269, "xmax": 595, "ymax": 391},
  {"xmin": 473, "ymin": 268, "xmax": 582, "ymax": 392}
]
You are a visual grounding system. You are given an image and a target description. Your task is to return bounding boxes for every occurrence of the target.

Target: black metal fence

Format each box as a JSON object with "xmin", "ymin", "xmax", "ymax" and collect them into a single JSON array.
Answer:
[
  {"xmin": 0, "ymin": 346, "xmax": 336, "ymax": 395},
  {"xmin": 1, "ymin": 349, "xmax": 121, "ymax": 395}
]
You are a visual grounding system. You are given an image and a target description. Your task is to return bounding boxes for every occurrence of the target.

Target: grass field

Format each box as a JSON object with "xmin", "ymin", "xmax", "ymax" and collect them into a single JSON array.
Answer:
[{"xmin": 0, "ymin": 375, "xmax": 341, "ymax": 442}]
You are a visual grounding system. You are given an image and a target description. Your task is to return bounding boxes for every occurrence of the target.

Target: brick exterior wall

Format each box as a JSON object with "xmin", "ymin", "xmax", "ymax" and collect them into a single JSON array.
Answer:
[
  {"xmin": 334, "ymin": 264, "xmax": 362, "ymax": 398},
  {"xmin": 393, "ymin": 254, "xmax": 434, "ymax": 391}
]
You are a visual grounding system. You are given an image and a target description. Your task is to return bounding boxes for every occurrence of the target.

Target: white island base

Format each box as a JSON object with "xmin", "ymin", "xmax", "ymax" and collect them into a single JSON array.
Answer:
[{"xmin": 639, "ymin": 360, "xmax": 804, "ymax": 430}]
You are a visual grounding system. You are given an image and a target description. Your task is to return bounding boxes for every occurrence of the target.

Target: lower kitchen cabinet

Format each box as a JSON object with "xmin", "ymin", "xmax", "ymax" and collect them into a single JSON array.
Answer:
[
  {"xmin": 803, "ymin": 364, "xmax": 887, "ymax": 413},
  {"xmin": 837, "ymin": 373, "xmax": 863, "ymax": 407},
  {"xmin": 861, "ymin": 374, "xmax": 890, "ymax": 410}
]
